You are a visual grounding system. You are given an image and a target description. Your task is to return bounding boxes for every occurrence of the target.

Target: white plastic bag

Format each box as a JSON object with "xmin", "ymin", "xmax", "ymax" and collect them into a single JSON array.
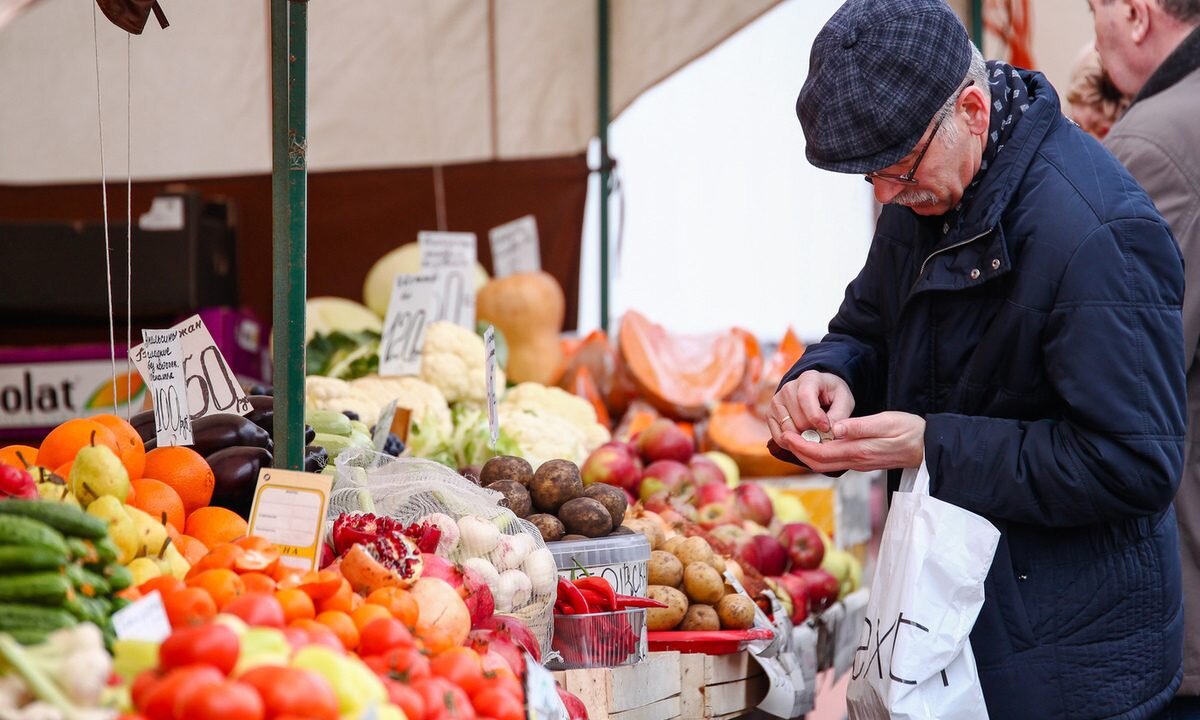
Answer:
[{"xmin": 846, "ymin": 462, "xmax": 1000, "ymax": 720}]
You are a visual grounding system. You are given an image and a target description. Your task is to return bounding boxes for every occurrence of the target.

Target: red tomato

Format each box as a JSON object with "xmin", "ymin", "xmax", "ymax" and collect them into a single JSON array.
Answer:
[
  {"xmin": 222, "ymin": 592, "xmax": 286, "ymax": 628},
  {"xmin": 431, "ymin": 647, "xmax": 484, "ymax": 697},
  {"xmin": 416, "ymin": 677, "xmax": 476, "ymax": 720},
  {"xmin": 129, "ymin": 669, "xmax": 161, "ymax": 711},
  {"xmin": 176, "ymin": 680, "xmax": 264, "ymax": 720},
  {"xmin": 138, "ymin": 665, "xmax": 224, "ymax": 720},
  {"xmin": 470, "ymin": 672, "xmax": 523, "ymax": 703},
  {"xmin": 471, "ymin": 688, "xmax": 523, "ymax": 720},
  {"xmin": 375, "ymin": 645, "xmax": 431, "ymax": 683},
  {"xmin": 238, "ymin": 666, "xmax": 339, "ymax": 720},
  {"xmin": 158, "ymin": 624, "xmax": 240, "ymax": 675},
  {"xmin": 384, "ymin": 679, "xmax": 427, "ymax": 720},
  {"xmin": 359, "ymin": 617, "xmax": 415, "ymax": 657},
  {"xmin": 163, "ymin": 588, "xmax": 218, "ymax": 628}
]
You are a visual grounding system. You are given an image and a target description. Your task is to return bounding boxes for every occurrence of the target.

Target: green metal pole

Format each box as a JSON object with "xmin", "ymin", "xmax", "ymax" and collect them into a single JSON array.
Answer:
[
  {"xmin": 271, "ymin": 0, "xmax": 307, "ymax": 471},
  {"xmin": 970, "ymin": 0, "xmax": 983, "ymax": 47},
  {"xmin": 597, "ymin": 0, "xmax": 611, "ymax": 334}
]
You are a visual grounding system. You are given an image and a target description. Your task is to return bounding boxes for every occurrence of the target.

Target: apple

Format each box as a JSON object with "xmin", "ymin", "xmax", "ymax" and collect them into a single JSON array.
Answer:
[
  {"xmin": 750, "ymin": 534, "xmax": 789, "ymax": 576},
  {"xmin": 688, "ymin": 455, "xmax": 726, "ymax": 488},
  {"xmin": 734, "ymin": 483, "xmax": 774, "ymax": 526},
  {"xmin": 695, "ymin": 481, "xmax": 732, "ymax": 506},
  {"xmin": 697, "ymin": 502, "xmax": 742, "ymax": 530},
  {"xmin": 793, "ymin": 568, "xmax": 839, "ymax": 613},
  {"xmin": 641, "ymin": 460, "xmax": 695, "ymax": 504},
  {"xmin": 636, "ymin": 419, "xmax": 694, "ymax": 464},
  {"xmin": 742, "ymin": 520, "xmax": 771, "ymax": 536},
  {"xmin": 735, "ymin": 538, "xmax": 762, "ymax": 574},
  {"xmin": 639, "ymin": 478, "xmax": 667, "ymax": 503},
  {"xmin": 773, "ymin": 573, "xmax": 810, "ymax": 623},
  {"xmin": 582, "ymin": 444, "xmax": 642, "ymax": 491},
  {"xmin": 779, "ymin": 522, "xmax": 825, "ymax": 570}
]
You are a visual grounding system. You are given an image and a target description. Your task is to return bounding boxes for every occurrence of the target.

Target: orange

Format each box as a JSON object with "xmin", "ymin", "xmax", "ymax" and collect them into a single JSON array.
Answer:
[
  {"xmin": 138, "ymin": 576, "xmax": 185, "ymax": 598},
  {"xmin": 143, "ymin": 446, "xmax": 215, "ymax": 514},
  {"xmin": 350, "ymin": 603, "xmax": 392, "ymax": 633},
  {"xmin": 184, "ymin": 507, "xmax": 248, "ymax": 549},
  {"xmin": 187, "ymin": 543, "xmax": 244, "ymax": 578},
  {"xmin": 90, "ymin": 414, "xmax": 146, "ymax": 481},
  {"xmin": 275, "ymin": 588, "xmax": 316, "ymax": 623},
  {"xmin": 186, "ymin": 568, "xmax": 245, "ymax": 609},
  {"xmin": 241, "ymin": 572, "xmax": 278, "ymax": 594},
  {"xmin": 175, "ymin": 535, "xmax": 209, "ymax": 566},
  {"xmin": 129, "ymin": 478, "xmax": 186, "ymax": 531},
  {"xmin": 53, "ymin": 461, "xmax": 73, "ymax": 480},
  {"xmin": 0, "ymin": 445, "xmax": 37, "ymax": 470},
  {"xmin": 296, "ymin": 570, "xmax": 343, "ymax": 601},
  {"xmin": 366, "ymin": 587, "xmax": 420, "ymax": 628},
  {"xmin": 316, "ymin": 579, "xmax": 356, "ymax": 614},
  {"xmin": 164, "ymin": 587, "xmax": 218, "ymax": 628},
  {"xmin": 37, "ymin": 419, "xmax": 120, "ymax": 472},
  {"xmin": 315, "ymin": 611, "xmax": 359, "ymax": 651}
]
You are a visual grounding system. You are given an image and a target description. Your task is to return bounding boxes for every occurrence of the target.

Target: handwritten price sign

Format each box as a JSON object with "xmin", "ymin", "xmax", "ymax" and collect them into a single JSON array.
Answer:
[
  {"xmin": 418, "ymin": 231, "xmax": 476, "ymax": 328},
  {"xmin": 130, "ymin": 314, "xmax": 251, "ymax": 421},
  {"xmin": 379, "ymin": 273, "xmax": 440, "ymax": 377},
  {"xmin": 139, "ymin": 328, "xmax": 193, "ymax": 447}
]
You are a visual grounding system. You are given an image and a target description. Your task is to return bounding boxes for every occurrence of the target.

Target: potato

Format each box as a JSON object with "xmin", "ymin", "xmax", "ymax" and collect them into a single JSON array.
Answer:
[
  {"xmin": 679, "ymin": 603, "xmax": 720, "ymax": 631},
  {"xmin": 683, "ymin": 562, "xmax": 725, "ymax": 605},
  {"xmin": 648, "ymin": 550, "xmax": 684, "ymax": 587},
  {"xmin": 707, "ymin": 554, "xmax": 727, "ymax": 576},
  {"xmin": 486, "ymin": 480, "xmax": 533, "ymax": 518},
  {"xmin": 585, "ymin": 484, "xmax": 629, "ymax": 527},
  {"xmin": 661, "ymin": 535, "xmax": 686, "ymax": 555},
  {"xmin": 530, "ymin": 459, "xmax": 584, "ymax": 513},
  {"xmin": 481, "ymin": 455, "xmax": 534, "ymax": 487},
  {"xmin": 646, "ymin": 585, "xmax": 688, "ymax": 631},
  {"xmin": 717, "ymin": 594, "xmax": 756, "ymax": 630},
  {"xmin": 622, "ymin": 518, "xmax": 665, "ymax": 550},
  {"xmin": 527, "ymin": 513, "xmax": 565, "ymax": 542},
  {"xmin": 559, "ymin": 497, "xmax": 613, "ymax": 538},
  {"xmin": 674, "ymin": 537, "xmax": 714, "ymax": 568}
]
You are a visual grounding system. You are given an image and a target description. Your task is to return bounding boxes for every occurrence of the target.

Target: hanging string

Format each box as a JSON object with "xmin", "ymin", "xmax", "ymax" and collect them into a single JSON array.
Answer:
[
  {"xmin": 92, "ymin": 3, "xmax": 119, "ymax": 414},
  {"xmin": 433, "ymin": 165, "xmax": 447, "ymax": 231},
  {"xmin": 417, "ymin": 2, "xmax": 448, "ymax": 231},
  {"xmin": 125, "ymin": 33, "xmax": 133, "ymax": 420}
]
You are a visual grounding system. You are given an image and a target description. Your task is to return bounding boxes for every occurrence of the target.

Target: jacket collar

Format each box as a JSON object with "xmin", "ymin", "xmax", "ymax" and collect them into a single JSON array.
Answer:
[{"xmin": 1133, "ymin": 24, "xmax": 1200, "ymax": 105}]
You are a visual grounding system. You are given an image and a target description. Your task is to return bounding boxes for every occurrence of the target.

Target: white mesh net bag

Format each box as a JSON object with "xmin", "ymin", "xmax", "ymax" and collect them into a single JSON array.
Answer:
[{"xmin": 329, "ymin": 448, "xmax": 556, "ymax": 651}]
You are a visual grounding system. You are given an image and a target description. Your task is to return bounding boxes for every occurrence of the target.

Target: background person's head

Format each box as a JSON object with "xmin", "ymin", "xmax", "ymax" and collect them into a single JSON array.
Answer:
[
  {"xmin": 1066, "ymin": 44, "xmax": 1130, "ymax": 138},
  {"xmin": 796, "ymin": 0, "xmax": 993, "ymax": 216},
  {"xmin": 1089, "ymin": 0, "xmax": 1200, "ymax": 96}
]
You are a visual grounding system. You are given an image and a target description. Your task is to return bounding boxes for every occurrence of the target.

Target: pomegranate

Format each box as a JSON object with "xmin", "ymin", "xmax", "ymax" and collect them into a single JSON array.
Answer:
[
  {"xmin": 468, "ymin": 629, "xmax": 525, "ymax": 678},
  {"xmin": 331, "ymin": 512, "xmax": 443, "ymax": 556},
  {"xmin": 476, "ymin": 614, "xmax": 541, "ymax": 662},
  {"xmin": 339, "ymin": 534, "xmax": 423, "ymax": 594}
]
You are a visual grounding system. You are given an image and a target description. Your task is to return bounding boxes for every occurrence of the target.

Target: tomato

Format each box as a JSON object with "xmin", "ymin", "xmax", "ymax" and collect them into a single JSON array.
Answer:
[
  {"xmin": 358, "ymin": 617, "xmax": 415, "ymax": 657},
  {"xmin": 239, "ymin": 666, "xmax": 339, "ymax": 720},
  {"xmin": 287, "ymin": 619, "xmax": 345, "ymax": 653},
  {"xmin": 129, "ymin": 669, "xmax": 161, "ymax": 710},
  {"xmin": 176, "ymin": 680, "xmax": 264, "ymax": 720},
  {"xmin": 158, "ymin": 623, "xmax": 240, "ymax": 675},
  {"xmin": 469, "ymin": 672, "xmax": 522, "ymax": 703},
  {"xmin": 222, "ymin": 592, "xmax": 286, "ymax": 628},
  {"xmin": 374, "ymin": 645, "xmax": 431, "ymax": 683},
  {"xmin": 138, "ymin": 665, "xmax": 224, "ymax": 720},
  {"xmin": 416, "ymin": 677, "xmax": 477, "ymax": 720},
  {"xmin": 471, "ymin": 688, "xmax": 523, "ymax": 720},
  {"xmin": 431, "ymin": 647, "xmax": 484, "ymax": 696},
  {"xmin": 384, "ymin": 679, "xmax": 427, "ymax": 720},
  {"xmin": 164, "ymin": 587, "xmax": 218, "ymax": 628}
]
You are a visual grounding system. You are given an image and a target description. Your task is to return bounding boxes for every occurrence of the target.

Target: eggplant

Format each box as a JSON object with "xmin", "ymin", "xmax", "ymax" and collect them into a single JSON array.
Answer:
[
  {"xmin": 304, "ymin": 445, "xmax": 329, "ymax": 473},
  {"xmin": 192, "ymin": 414, "xmax": 273, "ymax": 458},
  {"xmin": 207, "ymin": 446, "xmax": 273, "ymax": 518},
  {"xmin": 305, "ymin": 424, "xmax": 315, "ymax": 445},
  {"xmin": 245, "ymin": 395, "xmax": 274, "ymax": 435},
  {"xmin": 130, "ymin": 410, "xmax": 157, "ymax": 443}
]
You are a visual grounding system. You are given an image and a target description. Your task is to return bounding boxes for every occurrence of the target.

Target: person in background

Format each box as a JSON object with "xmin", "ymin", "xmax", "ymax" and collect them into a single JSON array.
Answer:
[
  {"xmin": 770, "ymin": 0, "xmax": 1188, "ymax": 716},
  {"xmin": 1091, "ymin": 1, "xmax": 1200, "ymax": 716},
  {"xmin": 1065, "ymin": 43, "xmax": 1129, "ymax": 138}
]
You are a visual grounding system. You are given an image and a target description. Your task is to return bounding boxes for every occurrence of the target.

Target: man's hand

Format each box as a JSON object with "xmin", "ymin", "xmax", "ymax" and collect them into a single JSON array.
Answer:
[
  {"xmin": 782, "ymin": 411, "xmax": 926, "ymax": 473},
  {"xmin": 769, "ymin": 370, "xmax": 856, "ymax": 442}
]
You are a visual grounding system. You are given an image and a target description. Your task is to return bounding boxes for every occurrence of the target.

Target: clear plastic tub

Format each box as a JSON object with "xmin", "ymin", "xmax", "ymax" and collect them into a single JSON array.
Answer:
[
  {"xmin": 548, "ymin": 533, "xmax": 651, "ymax": 597},
  {"xmin": 548, "ymin": 608, "xmax": 648, "ymax": 669}
]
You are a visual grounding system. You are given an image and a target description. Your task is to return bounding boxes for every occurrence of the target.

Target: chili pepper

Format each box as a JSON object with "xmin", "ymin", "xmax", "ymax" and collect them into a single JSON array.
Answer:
[
  {"xmin": 557, "ymin": 577, "xmax": 590, "ymax": 615},
  {"xmin": 577, "ymin": 587, "xmax": 610, "ymax": 612},
  {"xmin": 573, "ymin": 576, "xmax": 617, "ymax": 612},
  {"xmin": 615, "ymin": 594, "xmax": 667, "ymax": 610}
]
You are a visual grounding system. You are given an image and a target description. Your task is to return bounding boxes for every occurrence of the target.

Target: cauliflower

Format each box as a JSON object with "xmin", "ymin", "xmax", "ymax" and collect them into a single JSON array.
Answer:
[
  {"xmin": 420, "ymin": 322, "xmax": 505, "ymax": 405},
  {"xmin": 500, "ymin": 382, "xmax": 611, "ymax": 450},
  {"xmin": 349, "ymin": 376, "xmax": 453, "ymax": 456},
  {"xmin": 305, "ymin": 375, "xmax": 383, "ymax": 421},
  {"xmin": 498, "ymin": 406, "xmax": 592, "ymax": 470}
]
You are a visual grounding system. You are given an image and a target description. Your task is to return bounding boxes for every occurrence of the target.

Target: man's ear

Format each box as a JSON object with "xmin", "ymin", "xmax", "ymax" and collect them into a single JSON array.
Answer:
[
  {"xmin": 960, "ymin": 85, "xmax": 991, "ymax": 137},
  {"xmin": 1127, "ymin": 0, "xmax": 1151, "ymax": 44}
]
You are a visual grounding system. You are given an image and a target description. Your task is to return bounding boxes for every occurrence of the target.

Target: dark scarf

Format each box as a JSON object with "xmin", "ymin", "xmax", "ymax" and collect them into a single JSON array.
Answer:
[{"xmin": 1132, "ymin": 23, "xmax": 1200, "ymax": 105}]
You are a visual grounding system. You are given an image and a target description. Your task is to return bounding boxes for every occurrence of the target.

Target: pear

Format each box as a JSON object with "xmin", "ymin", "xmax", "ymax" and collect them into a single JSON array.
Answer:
[
  {"xmin": 126, "ymin": 506, "xmax": 169, "ymax": 559},
  {"xmin": 87, "ymin": 496, "xmax": 138, "ymax": 564},
  {"xmin": 126, "ymin": 557, "xmax": 162, "ymax": 587},
  {"xmin": 70, "ymin": 444, "xmax": 130, "ymax": 506},
  {"xmin": 159, "ymin": 542, "xmax": 190, "ymax": 579},
  {"xmin": 37, "ymin": 482, "xmax": 80, "ymax": 507}
]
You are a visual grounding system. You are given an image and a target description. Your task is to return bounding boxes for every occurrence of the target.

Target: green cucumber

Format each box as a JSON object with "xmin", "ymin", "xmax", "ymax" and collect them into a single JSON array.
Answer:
[
  {"xmin": 63, "ymin": 595, "xmax": 107, "ymax": 626},
  {"xmin": 0, "ymin": 572, "xmax": 71, "ymax": 604},
  {"xmin": 103, "ymin": 563, "xmax": 133, "ymax": 592},
  {"xmin": 0, "ymin": 499, "xmax": 107, "ymax": 539},
  {"xmin": 0, "ymin": 516, "xmax": 68, "ymax": 556},
  {"xmin": 0, "ymin": 604, "xmax": 76, "ymax": 634},
  {"xmin": 65, "ymin": 565, "xmax": 111, "ymax": 598},
  {"xmin": 0, "ymin": 545, "xmax": 67, "ymax": 573}
]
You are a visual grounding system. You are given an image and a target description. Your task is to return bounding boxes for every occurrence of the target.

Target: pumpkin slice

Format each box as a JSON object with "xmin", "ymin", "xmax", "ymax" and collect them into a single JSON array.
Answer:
[
  {"xmin": 618, "ymin": 310, "xmax": 747, "ymax": 420},
  {"xmin": 761, "ymin": 327, "xmax": 806, "ymax": 387},
  {"xmin": 560, "ymin": 329, "xmax": 617, "ymax": 399},
  {"xmin": 707, "ymin": 402, "xmax": 798, "ymax": 477},
  {"xmin": 727, "ymin": 327, "xmax": 765, "ymax": 405},
  {"xmin": 563, "ymin": 365, "xmax": 612, "ymax": 428}
]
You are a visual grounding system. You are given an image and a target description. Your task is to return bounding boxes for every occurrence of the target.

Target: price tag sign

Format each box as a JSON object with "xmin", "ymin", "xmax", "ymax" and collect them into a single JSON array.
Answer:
[
  {"xmin": 139, "ymin": 328, "xmax": 193, "ymax": 447},
  {"xmin": 112, "ymin": 590, "xmax": 173, "ymax": 642},
  {"xmin": 379, "ymin": 272, "xmax": 440, "ymax": 377},
  {"xmin": 373, "ymin": 399, "xmax": 400, "ymax": 452},
  {"xmin": 484, "ymin": 325, "xmax": 498, "ymax": 448},
  {"xmin": 129, "ymin": 314, "xmax": 251, "ymax": 420},
  {"xmin": 488, "ymin": 215, "xmax": 540, "ymax": 277},
  {"xmin": 247, "ymin": 468, "xmax": 333, "ymax": 572},
  {"xmin": 524, "ymin": 654, "xmax": 568, "ymax": 720},
  {"xmin": 419, "ymin": 231, "xmax": 476, "ymax": 328}
]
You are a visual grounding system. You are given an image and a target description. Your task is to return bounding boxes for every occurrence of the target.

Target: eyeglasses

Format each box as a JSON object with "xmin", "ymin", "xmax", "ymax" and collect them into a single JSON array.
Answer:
[{"xmin": 865, "ymin": 79, "xmax": 974, "ymax": 186}]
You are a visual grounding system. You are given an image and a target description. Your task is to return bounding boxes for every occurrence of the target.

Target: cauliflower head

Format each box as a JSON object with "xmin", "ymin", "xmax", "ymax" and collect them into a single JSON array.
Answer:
[
  {"xmin": 498, "ymin": 406, "xmax": 591, "ymax": 470},
  {"xmin": 348, "ymin": 376, "xmax": 453, "ymax": 443},
  {"xmin": 500, "ymin": 382, "xmax": 611, "ymax": 450},
  {"xmin": 306, "ymin": 375, "xmax": 382, "ymax": 422},
  {"xmin": 419, "ymin": 322, "xmax": 505, "ymax": 405}
]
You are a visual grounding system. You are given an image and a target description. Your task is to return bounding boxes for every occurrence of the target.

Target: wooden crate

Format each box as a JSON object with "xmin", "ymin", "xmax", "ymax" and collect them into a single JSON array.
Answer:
[
  {"xmin": 678, "ymin": 652, "xmax": 768, "ymax": 719},
  {"xmin": 553, "ymin": 652, "xmax": 683, "ymax": 720}
]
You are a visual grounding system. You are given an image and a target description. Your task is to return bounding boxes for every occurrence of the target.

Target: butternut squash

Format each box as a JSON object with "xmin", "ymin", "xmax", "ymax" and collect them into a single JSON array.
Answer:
[{"xmin": 476, "ymin": 271, "xmax": 565, "ymax": 385}]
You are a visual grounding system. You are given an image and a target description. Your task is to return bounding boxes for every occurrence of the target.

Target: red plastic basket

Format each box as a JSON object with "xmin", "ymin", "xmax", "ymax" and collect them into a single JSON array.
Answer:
[{"xmin": 645, "ymin": 628, "xmax": 774, "ymax": 655}]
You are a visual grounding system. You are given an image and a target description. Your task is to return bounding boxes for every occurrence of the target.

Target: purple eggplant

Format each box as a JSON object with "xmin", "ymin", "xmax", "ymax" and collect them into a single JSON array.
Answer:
[
  {"xmin": 206, "ymin": 446, "xmax": 272, "ymax": 519},
  {"xmin": 192, "ymin": 414, "xmax": 272, "ymax": 457},
  {"xmin": 130, "ymin": 410, "xmax": 157, "ymax": 443}
]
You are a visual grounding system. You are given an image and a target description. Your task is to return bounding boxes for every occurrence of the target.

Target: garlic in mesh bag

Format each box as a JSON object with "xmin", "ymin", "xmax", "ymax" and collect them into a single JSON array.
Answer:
[{"xmin": 330, "ymin": 448, "xmax": 556, "ymax": 653}]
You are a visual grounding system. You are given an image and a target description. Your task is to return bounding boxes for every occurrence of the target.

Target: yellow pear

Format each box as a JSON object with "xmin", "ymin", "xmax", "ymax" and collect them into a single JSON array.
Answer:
[
  {"xmin": 37, "ymin": 482, "xmax": 80, "ymax": 507},
  {"xmin": 126, "ymin": 506, "xmax": 169, "ymax": 559},
  {"xmin": 71, "ymin": 445, "xmax": 130, "ymax": 506},
  {"xmin": 86, "ymin": 496, "xmax": 138, "ymax": 564},
  {"xmin": 126, "ymin": 557, "xmax": 162, "ymax": 586},
  {"xmin": 159, "ymin": 542, "xmax": 190, "ymax": 579}
]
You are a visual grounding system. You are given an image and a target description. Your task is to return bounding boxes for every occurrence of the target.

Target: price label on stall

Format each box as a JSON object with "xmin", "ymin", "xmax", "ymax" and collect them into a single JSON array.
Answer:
[
  {"xmin": 484, "ymin": 325, "xmax": 498, "ymax": 448},
  {"xmin": 488, "ymin": 215, "xmax": 540, "ymax": 277},
  {"xmin": 129, "ymin": 314, "xmax": 251, "ymax": 421},
  {"xmin": 247, "ymin": 469, "xmax": 333, "ymax": 572},
  {"xmin": 379, "ymin": 272, "xmax": 440, "ymax": 377},
  {"xmin": 138, "ymin": 328, "xmax": 193, "ymax": 447},
  {"xmin": 419, "ymin": 231, "xmax": 476, "ymax": 328},
  {"xmin": 524, "ymin": 654, "xmax": 568, "ymax": 720}
]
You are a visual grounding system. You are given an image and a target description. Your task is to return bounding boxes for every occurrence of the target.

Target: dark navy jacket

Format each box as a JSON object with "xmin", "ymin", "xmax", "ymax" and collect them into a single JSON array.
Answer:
[{"xmin": 783, "ymin": 71, "xmax": 1186, "ymax": 718}]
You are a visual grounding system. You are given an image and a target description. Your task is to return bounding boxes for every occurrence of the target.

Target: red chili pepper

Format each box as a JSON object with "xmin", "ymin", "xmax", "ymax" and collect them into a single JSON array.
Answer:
[
  {"xmin": 615, "ymin": 594, "xmax": 667, "ymax": 610},
  {"xmin": 573, "ymin": 576, "xmax": 617, "ymax": 611},
  {"xmin": 577, "ymin": 587, "xmax": 610, "ymax": 613},
  {"xmin": 557, "ymin": 577, "xmax": 590, "ymax": 615}
]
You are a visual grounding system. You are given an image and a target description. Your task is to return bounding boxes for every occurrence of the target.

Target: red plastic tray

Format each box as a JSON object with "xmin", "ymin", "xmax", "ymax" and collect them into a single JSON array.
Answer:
[{"xmin": 645, "ymin": 628, "xmax": 774, "ymax": 655}]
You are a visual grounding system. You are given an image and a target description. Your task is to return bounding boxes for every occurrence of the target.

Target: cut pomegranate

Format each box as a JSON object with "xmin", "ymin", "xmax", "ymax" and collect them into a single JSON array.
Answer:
[{"xmin": 339, "ymin": 535, "xmax": 423, "ymax": 595}]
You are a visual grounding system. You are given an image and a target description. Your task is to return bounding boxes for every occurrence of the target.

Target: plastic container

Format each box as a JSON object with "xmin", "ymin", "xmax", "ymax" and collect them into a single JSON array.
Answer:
[
  {"xmin": 548, "ymin": 533, "xmax": 651, "ymax": 597},
  {"xmin": 548, "ymin": 608, "xmax": 647, "ymax": 669},
  {"xmin": 645, "ymin": 628, "xmax": 774, "ymax": 655}
]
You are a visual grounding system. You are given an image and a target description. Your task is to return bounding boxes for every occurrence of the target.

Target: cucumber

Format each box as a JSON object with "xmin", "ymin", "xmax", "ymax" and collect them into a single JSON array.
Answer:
[
  {"xmin": 0, "ymin": 572, "xmax": 72, "ymax": 604},
  {"xmin": 306, "ymin": 409, "xmax": 353, "ymax": 436},
  {"xmin": 68, "ymin": 537, "xmax": 99, "ymax": 564},
  {"xmin": 0, "ymin": 545, "xmax": 67, "ymax": 573},
  {"xmin": 103, "ymin": 563, "xmax": 133, "ymax": 592},
  {"xmin": 0, "ymin": 604, "xmax": 76, "ymax": 634},
  {"xmin": 0, "ymin": 516, "xmax": 68, "ymax": 556},
  {"xmin": 110, "ymin": 596, "xmax": 132, "ymax": 613},
  {"xmin": 92, "ymin": 537, "xmax": 119, "ymax": 565},
  {"xmin": 0, "ymin": 499, "xmax": 107, "ymax": 539},
  {"xmin": 63, "ymin": 595, "xmax": 107, "ymax": 626},
  {"xmin": 7, "ymin": 628, "xmax": 52, "ymax": 646},
  {"xmin": 65, "ymin": 565, "xmax": 111, "ymax": 598}
]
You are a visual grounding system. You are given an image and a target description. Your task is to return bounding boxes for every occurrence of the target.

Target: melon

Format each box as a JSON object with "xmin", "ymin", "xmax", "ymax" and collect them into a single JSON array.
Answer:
[{"xmin": 362, "ymin": 243, "xmax": 491, "ymax": 318}]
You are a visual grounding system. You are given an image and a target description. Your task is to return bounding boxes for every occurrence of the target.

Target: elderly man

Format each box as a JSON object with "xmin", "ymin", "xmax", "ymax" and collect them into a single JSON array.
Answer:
[
  {"xmin": 1091, "ymin": 1, "xmax": 1200, "ymax": 715},
  {"xmin": 770, "ymin": 0, "xmax": 1187, "ymax": 717}
]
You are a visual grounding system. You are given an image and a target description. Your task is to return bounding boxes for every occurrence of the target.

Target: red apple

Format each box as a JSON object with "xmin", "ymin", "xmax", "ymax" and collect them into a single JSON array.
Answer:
[
  {"xmin": 697, "ymin": 502, "xmax": 742, "ymax": 530},
  {"xmin": 778, "ymin": 522, "xmax": 825, "ymax": 570},
  {"xmin": 688, "ymin": 455, "xmax": 726, "ymax": 488},
  {"xmin": 582, "ymin": 444, "xmax": 642, "ymax": 491},
  {"xmin": 735, "ymin": 538, "xmax": 762, "ymax": 573},
  {"xmin": 734, "ymin": 483, "xmax": 774, "ymax": 526},
  {"xmin": 636, "ymin": 419, "xmax": 694, "ymax": 464},
  {"xmin": 750, "ymin": 534, "xmax": 789, "ymax": 576},
  {"xmin": 793, "ymin": 568, "xmax": 839, "ymax": 613},
  {"xmin": 774, "ymin": 573, "xmax": 810, "ymax": 623},
  {"xmin": 642, "ymin": 460, "xmax": 695, "ymax": 504},
  {"xmin": 695, "ymin": 481, "xmax": 732, "ymax": 506}
]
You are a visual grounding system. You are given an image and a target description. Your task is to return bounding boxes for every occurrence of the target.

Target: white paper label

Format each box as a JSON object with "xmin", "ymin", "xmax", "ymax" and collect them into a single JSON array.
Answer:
[
  {"xmin": 139, "ymin": 328, "xmax": 193, "ymax": 447},
  {"xmin": 525, "ymin": 654, "xmax": 568, "ymax": 720},
  {"xmin": 488, "ymin": 215, "xmax": 540, "ymax": 277},
  {"xmin": 419, "ymin": 231, "xmax": 476, "ymax": 328},
  {"xmin": 373, "ymin": 399, "xmax": 400, "ymax": 453},
  {"xmin": 129, "ymin": 314, "xmax": 251, "ymax": 420},
  {"xmin": 379, "ymin": 273, "xmax": 439, "ymax": 377},
  {"xmin": 112, "ymin": 591, "xmax": 173, "ymax": 642},
  {"xmin": 484, "ymin": 325, "xmax": 498, "ymax": 449},
  {"xmin": 137, "ymin": 196, "xmax": 185, "ymax": 231},
  {"xmin": 246, "ymin": 468, "xmax": 333, "ymax": 572}
]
